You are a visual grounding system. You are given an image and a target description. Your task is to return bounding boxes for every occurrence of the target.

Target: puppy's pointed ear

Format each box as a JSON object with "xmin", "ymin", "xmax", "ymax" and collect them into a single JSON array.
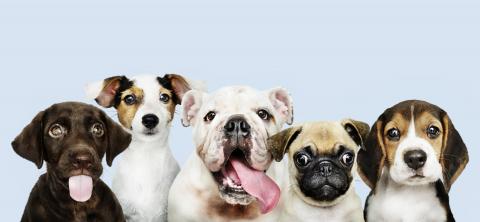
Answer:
[
  {"xmin": 12, "ymin": 111, "xmax": 46, "ymax": 169},
  {"xmin": 181, "ymin": 90, "xmax": 205, "ymax": 127},
  {"xmin": 357, "ymin": 118, "xmax": 386, "ymax": 189},
  {"xmin": 441, "ymin": 114, "xmax": 468, "ymax": 191},
  {"xmin": 341, "ymin": 119, "xmax": 370, "ymax": 148},
  {"xmin": 85, "ymin": 76, "xmax": 130, "ymax": 108},
  {"xmin": 267, "ymin": 126, "xmax": 302, "ymax": 161},
  {"xmin": 266, "ymin": 87, "xmax": 294, "ymax": 125},
  {"xmin": 103, "ymin": 112, "xmax": 132, "ymax": 166},
  {"xmin": 159, "ymin": 74, "xmax": 192, "ymax": 105}
]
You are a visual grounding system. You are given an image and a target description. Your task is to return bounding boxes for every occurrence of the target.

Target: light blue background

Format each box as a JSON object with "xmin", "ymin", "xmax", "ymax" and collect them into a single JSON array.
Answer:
[{"xmin": 1, "ymin": 0, "xmax": 478, "ymax": 221}]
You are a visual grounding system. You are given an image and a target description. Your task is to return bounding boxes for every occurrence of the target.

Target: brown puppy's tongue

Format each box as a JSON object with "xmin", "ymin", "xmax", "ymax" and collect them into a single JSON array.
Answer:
[
  {"xmin": 68, "ymin": 175, "xmax": 93, "ymax": 202},
  {"xmin": 229, "ymin": 158, "xmax": 280, "ymax": 214}
]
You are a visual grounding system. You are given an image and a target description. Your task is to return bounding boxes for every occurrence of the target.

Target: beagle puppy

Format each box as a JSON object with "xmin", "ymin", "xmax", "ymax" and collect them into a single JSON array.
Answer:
[
  {"xmin": 267, "ymin": 120, "xmax": 369, "ymax": 222},
  {"xmin": 357, "ymin": 100, "xmax": 469, "ymax": 222}
]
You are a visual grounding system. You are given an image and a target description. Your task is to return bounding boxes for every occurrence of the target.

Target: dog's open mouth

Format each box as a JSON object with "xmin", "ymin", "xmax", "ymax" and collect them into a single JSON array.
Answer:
[{"xmin": 211, "ymin": 150, "xmax": 280, "ymax": 214}]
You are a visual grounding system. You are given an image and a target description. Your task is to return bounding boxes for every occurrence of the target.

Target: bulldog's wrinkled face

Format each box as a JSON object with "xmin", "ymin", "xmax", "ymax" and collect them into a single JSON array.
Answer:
[
  {"xmin": 182, "ymin": 86, "xmax": 293, "ymax": 208},
  {"xmin": 267, "ymin": 120, "xmax": 369, "ymax": 207}
]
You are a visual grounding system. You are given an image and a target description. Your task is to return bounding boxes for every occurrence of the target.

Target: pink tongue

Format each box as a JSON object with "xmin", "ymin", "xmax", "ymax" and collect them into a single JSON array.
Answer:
[
  {"xmin": 68, "ymin": 175, "xmax": 93, "ymax": 202},
  {"xmin": 229, "ymin": 158, "xmax": 280, "ymax": 214}
]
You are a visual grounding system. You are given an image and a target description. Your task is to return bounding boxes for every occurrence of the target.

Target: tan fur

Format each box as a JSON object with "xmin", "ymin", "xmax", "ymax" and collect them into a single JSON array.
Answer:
[
  {"xmin": 380, "ymin": 111, "xmax": 446, "ymax": 171},
  {"xmin": 117, "ymin": 86, "xmax": 143, "ymax": 129},
  {"xmin": 383, "ymin": 113, "xmax": 409, "ymax": 165},
  {"xmin": 159, "ymin": 87, "xmax": 176, "ymax": 121}
]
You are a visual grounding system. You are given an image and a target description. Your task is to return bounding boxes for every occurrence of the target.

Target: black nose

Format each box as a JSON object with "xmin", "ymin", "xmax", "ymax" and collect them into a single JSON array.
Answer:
[
  {"xmin": 142, "ymin": 114, "xmax": 159, "ymax": 129},
  {"xmin": 404, "ymin": 150, "xmax": 427, "ymax": 170},
  {"xmin": 316, "ymin": 161, "xmax": 333, "ymax": 177},
  {"xmin": 71, "ymin": 153, "xmax": 93, "ymax": 169},
  {"xmin": 224, "ymin": 116, "xmax": 251, "ymax": 138}
]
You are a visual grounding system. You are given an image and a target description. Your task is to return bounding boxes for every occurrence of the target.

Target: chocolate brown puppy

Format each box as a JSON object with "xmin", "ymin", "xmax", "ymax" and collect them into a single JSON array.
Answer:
[{"xmin": 12, "ymin": 102, "xmax": 132, "ymax": 222}]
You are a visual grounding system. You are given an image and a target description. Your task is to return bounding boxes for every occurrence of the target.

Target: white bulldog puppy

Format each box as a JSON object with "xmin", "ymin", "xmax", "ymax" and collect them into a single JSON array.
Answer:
[{"xmin": 168, "ymin": 86, "xmax": 294, "ymax": 222}]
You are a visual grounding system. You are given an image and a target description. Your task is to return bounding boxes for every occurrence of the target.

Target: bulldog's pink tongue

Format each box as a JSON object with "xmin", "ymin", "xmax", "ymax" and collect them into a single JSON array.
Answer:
[
  {"xmin": 229, "ymin": 158, "xmax": 280, "ymax": 214},
  {"xmin": 68, "ymin": 175, "xmax": 93, "ymax": 202}
]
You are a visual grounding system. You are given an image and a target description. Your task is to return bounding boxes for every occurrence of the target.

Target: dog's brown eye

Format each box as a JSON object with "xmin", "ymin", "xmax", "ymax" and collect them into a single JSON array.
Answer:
[
  {"xmin": 91, "ymin": 123, "xmax": 104, "ymax": 137},
  {"xmin": 160, "ymin": 93, "xmax": 170, "ymax": 103},
  {"xmin": 387, "ymin": 128, "xmax": 400, "ymax": 141},
  {"xmin": 340, "ymin": 152, "xmax": 354, "ymax": 166},
  {"xmin": 427, "ymin": 125, "xmax": 440, "ymax": 139},
  {"xmin": 294, "ymin": 153, "xmax": 311, "ymax": 168},
  {"xmin": 257, "ymin": 109, "xmax": 270, "ymax": 120},
  {"xmin": 49, "ymin": 124, "xmax": 66, "ymax": 138},
  {"xmin": 124, "ymin": 94, "xmax": 136, "ymax": 105},
  {"xmin": 204, "ymin": 111, "xmax": 216, "ymax": 122}
]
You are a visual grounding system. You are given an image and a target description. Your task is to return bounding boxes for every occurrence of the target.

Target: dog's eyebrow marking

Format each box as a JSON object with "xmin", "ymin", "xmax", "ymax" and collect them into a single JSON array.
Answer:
[{"xmin": 407, "ymin": 104, "xmax": 416, "ymax": 138}]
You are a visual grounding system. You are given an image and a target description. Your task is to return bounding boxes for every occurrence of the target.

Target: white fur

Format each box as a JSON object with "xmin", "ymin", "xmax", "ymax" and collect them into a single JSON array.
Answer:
[
  {"xmin": 367, "ymin": 115, "xmax": 447, "ymax": 222},
  {"xmin": 389, "ymin": 118, "xmax": 443, "ymax": 185},
  {"xmin": 367, "ymin": 168, "xmax": 446, "ymax": 222},
  {"xmin": 168, "ymin": 86, "xmax": 293, "ymax": 222},
  {"xmin": 86, "ymin": 75, "xmax": 188, "ymax": 222}
]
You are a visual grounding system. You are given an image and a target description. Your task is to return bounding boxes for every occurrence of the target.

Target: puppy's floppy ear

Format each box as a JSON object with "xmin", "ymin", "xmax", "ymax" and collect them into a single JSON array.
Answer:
[
  {"xmin": 12, "ymin": 111, "xmax": 46, "ymax": 169},
  {"xmin": 160, "ymin": 74, "xmax": 194, "ymax": 105},
  {"xmin": 181, "ymin": 89, "xmax": 205, "ymax": 127},
  {"xmin": 267, "ymin": 126, "xmax": 302, "ymax": 161},
  {"xmin": 441, "ymin": 114, "xmax": 468, "ymax": 191},
  {"xmin": 357, "ymin": 118, "xmax": 386, "ymax": 189},
  {"xmin": 102, "ymin": 112, "xmax": 132, "ymax": 166},
  {"xmin": 341, "ymin": 119, "xmax": 370, "ymax": 148},
  {"xmin": 85, "ymin": 76, "xmax": 130, "ymax": 108},
  {"xmin": 266, "ymin": 87, "xmax": 294, "ymax": 125}
]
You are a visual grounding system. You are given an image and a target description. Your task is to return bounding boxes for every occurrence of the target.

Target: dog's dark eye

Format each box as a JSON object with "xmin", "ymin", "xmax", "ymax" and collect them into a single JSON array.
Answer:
[
  {"xmin": 204, "ymin": 111, "xmax": 216, "ymax": 122},
  {"xmin": 427, "ymin": 125, "xmax": 440, "ymax": 139},
  {"xmin": 257, "ymin": 109, "xmax": 270, "ymax": 120},
  {"xmin": 386, "ymin": 128, "xmax": 400, "ymax": 141},
  {"xmin": 340, "ymin": 152, "xmax": 354, "ymax": 166},
  {"xmin": 294, "ymin": 153, "xmax": 311, "ymax": 168},
  {"xmin": 160, "ymin": 93, "xmax": 170, "ymax": 103},
  {"xmin": 124, "ymin": 94, "xmax": 136, "ymax": 105},
  {"xmin": 49, "ymin": 124, "xmax": 66, "ymax": 138},
  {"xmin": 90, "ymin": 123, "xmax": 104, "ymax": 137}
]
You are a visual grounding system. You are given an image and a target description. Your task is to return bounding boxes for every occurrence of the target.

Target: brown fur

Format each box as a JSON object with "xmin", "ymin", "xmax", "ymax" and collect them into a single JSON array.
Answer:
[
  {"xmin": 117, "ymin": 86, "xmax": 144, "ymax": 129},
  {"xmin": 206, "ymin": 196, "xmax": 260, "ymax": 221},
  {"xmin": 12, "ymin": 102, "xmax": 131, "ymax": 222},
  {"xmin": 357, "ymin": 100, "xmax": 469, "ymax": 191}
]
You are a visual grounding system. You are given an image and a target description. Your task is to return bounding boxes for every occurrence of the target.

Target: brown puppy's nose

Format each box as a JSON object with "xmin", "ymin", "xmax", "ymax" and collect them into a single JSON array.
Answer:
[
  {"xmin": 224, "ymin": 116, "xmax": 250, "ymax": 138},
  {"xmin": 404, "ymin": 149, "xmax": 427, "ymax": 170},
  {"xmin": 71, "ymin": 153, "xmax": 93, "ymax": 169}
]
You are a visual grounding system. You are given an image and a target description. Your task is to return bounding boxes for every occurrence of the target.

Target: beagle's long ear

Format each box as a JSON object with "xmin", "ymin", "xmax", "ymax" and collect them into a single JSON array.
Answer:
[
  {"xmin": 441, "ymin": 114, "xmax": 468, "ymax": 192},
  {"xmin": 11, "ymin": 111, "xmax": 46, "ymax": 169},
  {"xmin": 357, "ymin": 118, "xmax": 386, "ymax": 189},
  {"xmin": 267, "ymin": 126, "xmax": 302, "ymax": 162},
  {"xmin": 341, "ymin": 119, "xmax": 370, "ymax": 148},
  {"xmin": 102, "ymin": 112, "xmax": 132, "ymax": 166},
  {"xmin": 85, "ymin": 76, "xmax": 130, "ymax": 108},
  {"xmin": 159, "ymin": 74, "xmax": 193, "ymax": 105}
]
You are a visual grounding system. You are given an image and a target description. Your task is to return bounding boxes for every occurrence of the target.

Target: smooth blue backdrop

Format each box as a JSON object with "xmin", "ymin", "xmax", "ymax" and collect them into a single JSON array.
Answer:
[{"xmin": 1, "ymin": 0, "xmax": 478, "ymax": 221}]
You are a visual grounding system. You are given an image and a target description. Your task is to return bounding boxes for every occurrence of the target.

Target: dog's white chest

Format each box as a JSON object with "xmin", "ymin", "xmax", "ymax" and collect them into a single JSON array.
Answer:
[
  {"xmin": 112, "ymin": 142, "xmax": 180, "ymax": 221},
  {"xmin": 367, "ymin": 183, "xmax": 446, "ymax": 222}
]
